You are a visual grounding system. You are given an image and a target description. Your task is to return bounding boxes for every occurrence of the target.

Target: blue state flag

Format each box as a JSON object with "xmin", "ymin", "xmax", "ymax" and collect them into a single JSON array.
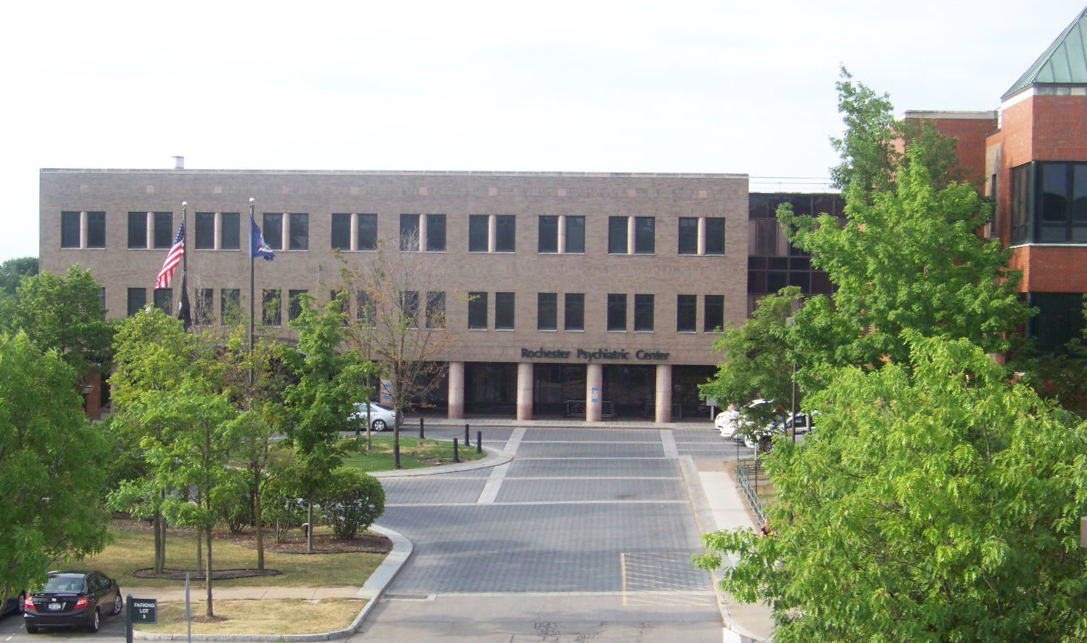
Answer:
[{"xmin": 249, "ymin": 215, "xmax": 275, "ymax": 261}]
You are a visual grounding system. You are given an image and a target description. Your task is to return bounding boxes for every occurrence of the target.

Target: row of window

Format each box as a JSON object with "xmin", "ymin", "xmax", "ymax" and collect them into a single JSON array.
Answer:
[
  {"xmin": 123, "ymin": 287, "xmax": 725, "ymax": 333},
  {"xmin": 1009, "ymin": 161, "xmax": 1087, "ymax": 245},
  {"xmin": 64, "ymin": 211, "xmax": 727, "ymax": 256}
]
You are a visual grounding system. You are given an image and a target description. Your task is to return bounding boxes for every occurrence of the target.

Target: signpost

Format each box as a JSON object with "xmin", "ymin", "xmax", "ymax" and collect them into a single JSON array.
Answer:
[{"xmin": 125, "ymin": 595, "xmax": 157, "ymax": 643}]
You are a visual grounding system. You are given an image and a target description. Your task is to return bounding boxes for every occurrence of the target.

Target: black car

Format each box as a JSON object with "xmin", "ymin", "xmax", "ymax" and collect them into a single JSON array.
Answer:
[
  {"xmin": 1, "ymin": 591, "xmax": 26, "ymax": 617},
  {"xmin": 23, "ymin": 570, "xmax": 122, "ymax": 634}
]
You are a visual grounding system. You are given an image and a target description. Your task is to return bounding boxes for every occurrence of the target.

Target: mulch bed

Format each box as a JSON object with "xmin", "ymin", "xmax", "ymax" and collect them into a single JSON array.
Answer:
[{"xmin": 115, "ymin": 519, "xmax": 393, "ymax": 556}]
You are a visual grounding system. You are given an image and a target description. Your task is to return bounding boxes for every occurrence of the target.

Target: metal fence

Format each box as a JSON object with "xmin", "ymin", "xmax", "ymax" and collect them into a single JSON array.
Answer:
[{"xmin": 735, "ymin": 461, "xmax": 767, "ymax": 528}]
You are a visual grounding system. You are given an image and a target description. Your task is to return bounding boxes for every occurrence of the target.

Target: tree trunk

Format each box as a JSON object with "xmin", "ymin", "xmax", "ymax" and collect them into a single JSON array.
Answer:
[
  {"xmin": 153, "ymin": 510, "xmax": 166, "ymax": 574},
  {"xmin": 196, "ymin": 529, "xmax": 204, "ymax": 574},
  {"xmin": 253, "ymin": 467, "xmax": 264, "ymax": 572},
  {"xmin": 306, "ymin": 501, "xmax": 314, "ymax": 553},
  {"xmin": 205, "ymin": 525, "xmax": 214, "ymax": 618}
]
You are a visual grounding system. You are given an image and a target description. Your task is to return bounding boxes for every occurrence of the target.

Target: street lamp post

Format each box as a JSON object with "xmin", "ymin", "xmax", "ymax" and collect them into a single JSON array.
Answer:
[{"xmin": 787, "ymin": 316, "xmax": 797, "ymax": 443}]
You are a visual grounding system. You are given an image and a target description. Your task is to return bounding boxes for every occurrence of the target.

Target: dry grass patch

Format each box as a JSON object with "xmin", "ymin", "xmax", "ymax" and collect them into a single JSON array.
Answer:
[{"xmin": 133, "ymin": 599, "xmax": 366, "ymax": 635}]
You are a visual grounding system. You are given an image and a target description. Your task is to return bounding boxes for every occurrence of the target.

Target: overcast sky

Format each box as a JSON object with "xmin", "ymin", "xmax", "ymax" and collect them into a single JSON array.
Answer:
[{"xmin": 4, "ymin": 0, "xmax": 1085, "ymax": 263}]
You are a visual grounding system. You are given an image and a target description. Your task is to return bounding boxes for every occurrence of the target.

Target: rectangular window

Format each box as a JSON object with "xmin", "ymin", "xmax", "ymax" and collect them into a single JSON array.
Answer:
[
  {"xmin": 288, "ymin": 289, "xmax": 307, "ymax": 322},
  {"xmin": 221, "ymin": 289, "xmax": 241, "ymax": 325},
  {"xmin": 86, "ymin": 212, "xmax": 106, "ymax": 248},
  {"xmin": 704, "ymin": 295, "xmax": 724, "ymax": 332},
  {"xmin": 288, "ymin": 213, "xmax": 308, "ymax": 250},
  {"xmin": 154, "ymin": 288, "xmax": 172, "ymax": 313},
  {"xmin": 128, "ymin": 212, "xmax": 147, "ymax": 249},
  {"xmin": 1010, "ymin": 164, "xmax": 1032, "ymax": 245},
  {"xmin": 196, "ymin": 288, "xmax": 214, "ymax": 325},
  {"xmin": 754, "ymin": 219, "xmax": 779, "ymax": 255},
  {"xmin": 634, "ymin": 294, "xmax": 654, "ymax": 332},
  {"xmin": 426, "ymin": 214, "xmax": 446, "ymax": 251},
  {"xmin": 400, "ymin": 214, "xmax": 420, "ymax": 251},
  {"xmin": 608, "ymin": 216, "xmax": 628, "ymax": 254},
  {"xmin": 220, "ymin": 213, "xmax": 240, "ymax": 250},
  {"xmin": 401, "ymin": 290, "xmax": 419, "ymax": 328},
  {"xmin": 263, "ymin": 213, "xmax": 284, "ymax": 250},
  {"xmin": 469, "ymin": 215, "xmax": 489, "ymax": 252},
  {"xmin": 195, "ymin": 213, "xmax": 215, "ymax": 249},
  {"xmin": 331, "ymin": 213, "xmax": 351, "ymax": 250},
  {"xmin": 468, "ymin": 292, "xmax": 488, "ymax": 329},
  {"xmin": 705, "ymin": 218, "xmax": 726, "ymax": 255},
  {"xmin": 1036, "ymin": 162, "xmax": 1087, "ymax": 243},
  {"xmin": 565, "ymin": 216, "xmax": 585, "ymax": 253},
  {"xmin": 426, "ymin": 291, "xmax": 445, "ymax": 329},
  {"xmin": 357, "ymin": 291, "xmax": 375, "ymax": 326},
  {"xmin": 61, "ymin": 211, "xmax": 81, "ymax": 248},
  {"xmin": 539, "ymin": 216, "xmax": 559, "ymax": 253},
  {"xmin": 678, "ymin": 218, "xmax": 698, "ymax": 254},
  {"xmin": 565, "ymin": 293, "xmax": 584, "ymax": 331},
  {"xmin": 127, "ymin": 287, "xmax": 146, "ymax": 316},
  {"xmin": 677, "ymin": 294, "xmax": 697, "ymax": 332},
  {"xmin": 495, "ymin": 292, "xmax": 515, "ymax": 330},
  {"xmin": 153, "ymin": 212, "xmax": 174, "ymax": 249},
  {"xmin": 262, "ymin": 289, "xmax": 282, "ymax": 327},
  {"xmin": 538, "ymin": 293, "xmax": 557, "ymax": 330},
  {"xmin": 607, "ymin": 293, "xmax": 627, "ymax": 331},
  {"xmin": 495, "ymin": 215, "xmax": 516, "ymax": 252},
  {"xmin": 358, "ymin": 213, "xmax": 377, "ymax": 250},
  {"xmin": 634, "ymin": 217, "xmax": 654, "ymax": 254}
]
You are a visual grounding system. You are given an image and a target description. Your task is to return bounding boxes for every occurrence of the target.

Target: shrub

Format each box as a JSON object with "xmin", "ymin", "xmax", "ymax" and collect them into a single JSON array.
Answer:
[{"xmin": 320, "ymin": 469, "xmax": 385, "ymax": 540}]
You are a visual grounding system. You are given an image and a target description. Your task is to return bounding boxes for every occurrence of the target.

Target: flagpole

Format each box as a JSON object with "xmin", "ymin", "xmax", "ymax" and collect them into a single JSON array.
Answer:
[
  {"xmin": 180, "ymin": 202, "xmax": 189, "ymax": 329},
  {"xmin": 249, "ymin": 198, "xmax": 256, "ymax": 386}
]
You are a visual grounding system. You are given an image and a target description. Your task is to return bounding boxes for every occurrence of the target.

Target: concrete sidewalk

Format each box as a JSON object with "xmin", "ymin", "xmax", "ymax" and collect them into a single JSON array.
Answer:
[{"xmin": 682, "ymin": 456, "xmax": 774, "ymax": 643}]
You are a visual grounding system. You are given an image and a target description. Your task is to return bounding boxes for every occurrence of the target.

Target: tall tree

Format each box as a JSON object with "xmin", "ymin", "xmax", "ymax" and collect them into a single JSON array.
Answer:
[
  {"xmin": 278, "ymin": 295, "xmax": 371, "ymax": 551},
  {"xmin": 339, "ymin": 234, "xmax": 456, "ymax": 467},
  {"xmin": 698, "ymin": 335, "xmax": 1087, "ymax": 643},
  {"xmin": 0, "ymin": 257, "xmax": 38, "ymax": 297},
  {"xmin": 0, "ymin": 332, "xmax": 111, "ymax": 606}
]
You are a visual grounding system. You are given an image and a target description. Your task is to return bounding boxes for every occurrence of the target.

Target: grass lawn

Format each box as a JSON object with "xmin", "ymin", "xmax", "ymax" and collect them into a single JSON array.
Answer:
[
  {"xmin": 77, "ymin": 523, "xmax": 386, "ymax": 589},
  {"xmin": 133, "ymin": 599, "xmax": 365, "ymax": 635},
  {"xmin": 340, "ymin": 433, "xmax": 486, "ymax": 471}
]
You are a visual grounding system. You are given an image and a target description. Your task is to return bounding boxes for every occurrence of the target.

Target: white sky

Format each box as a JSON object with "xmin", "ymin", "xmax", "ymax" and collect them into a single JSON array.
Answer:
[{"xmin": 3, "ymin": 0, "xmax": 1085, "ymax": 263}]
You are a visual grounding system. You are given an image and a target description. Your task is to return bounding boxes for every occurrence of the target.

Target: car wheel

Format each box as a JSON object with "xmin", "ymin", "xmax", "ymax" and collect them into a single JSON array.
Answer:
[
  {"xmin": 17, "ymin": 592, "xmax": 26, "ymax": 614},
  {"xmin": 25, "ymin": 625, "xmax": 39, "ymax": 634},
  {"xmin": 88, "ymin": 608, "xmax": 100, "ymax": 633},
  {"xmin": 372, "ymin": 419, "xmax": 387, "ymax": 432},
  {"xmin": 112, "ymin": 594, "xmax": 123, "ymax": 615}
]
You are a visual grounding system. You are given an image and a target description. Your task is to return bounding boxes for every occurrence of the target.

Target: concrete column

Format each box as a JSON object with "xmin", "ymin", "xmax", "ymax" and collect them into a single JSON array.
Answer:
[
  {"xmin": 655, "ymin": 364, "xmax": 673, "ymax": 423},
  {"xmin": 350, "ymin": 213, "xmax": 359, "ymax": 251},
  {"xmin": 214, "ymin": 212, "xmax": 222, "ymax": 250},
  {"xmin": 419, "ymin": 214, "xmax": 428, "ymax": 251},
  {"xmin": 626, "ymin": 216, "xmax": 636, "ymax": 254},
  {"xmin": 447, "ymin": 361, "xmax": 465, "ymax": 419},
  {"xmin": 517, "ymin": 362, "xmax": 534, "ymax": 421},
  {"xmin": 488, "ymin": 214, "xmax": 497, "ymax": 253},
  {"xmin": 586, "ymin": 363, "xmax": 603, "ymax": 422},
  {"xmin": 146, "ymin": 212, "xmax": 154, "ymax": 250},
  {"xmin": 281, "ymin": 215, "xmax": 289, "ymax": 251},
  {"xmin": 558, "ymin": 215, "xmax": 567, "ymax": 254},
  {"xmin": 697, "ymin": 217, "xmax": 706, "ymax": 256},
  {"xmin": 80, "ymin": 211, "xmax": 88, "ymax": 249}
]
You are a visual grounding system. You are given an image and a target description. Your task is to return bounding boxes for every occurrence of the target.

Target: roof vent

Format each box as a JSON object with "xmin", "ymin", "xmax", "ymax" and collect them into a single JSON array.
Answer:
[{"xmin": 172, "ymin": 156, "xmax": 185, "ymax": 170}]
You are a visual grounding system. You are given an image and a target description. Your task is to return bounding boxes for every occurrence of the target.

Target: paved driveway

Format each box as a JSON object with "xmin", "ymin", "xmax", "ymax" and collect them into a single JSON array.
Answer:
[{"xmin": 354, "ymin": 425, "xmax": 737, "ymax": 643}]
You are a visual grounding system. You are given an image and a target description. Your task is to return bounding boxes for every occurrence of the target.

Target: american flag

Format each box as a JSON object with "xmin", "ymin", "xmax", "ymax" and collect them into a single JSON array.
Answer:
[{"xmin": 155, "ymin": 223, "xmax": 185, "ymax": 289}]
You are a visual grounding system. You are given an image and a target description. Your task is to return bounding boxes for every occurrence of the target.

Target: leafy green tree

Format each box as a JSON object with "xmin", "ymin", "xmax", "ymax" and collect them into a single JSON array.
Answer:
[
  {"xmin": 0, "ymin": 257, "xmax": 38, "ymax": 297},
  {"xmin": 698, "ymin": 335, "xmax": 1087, "ymax": 643},
  {"xmin": 278, "ymin": 295, "xmax": 372, "ymax": 551},
  {"xmin": 318, "ymin": 469, "xmax": 385, "ymax": 540},
  {"xmin": 699, "ymin": 287, "xmax": 802, "ymax": 434},
  {"xmin": 0, "ymin": 332, "xmax": 111, "ymax": 605},
  {"xmin": 1, "ymin": 265, "xmax": 113, "ymax": 379}
]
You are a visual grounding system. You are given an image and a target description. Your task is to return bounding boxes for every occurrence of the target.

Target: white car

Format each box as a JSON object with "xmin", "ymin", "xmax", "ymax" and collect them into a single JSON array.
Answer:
[
  {"xmin": 715, "ymin": 399, "xmax": 770, "ymax": 439},
  {"xmin": 351, "ymin": 402, "xmax": 397, "ymax": 432}
]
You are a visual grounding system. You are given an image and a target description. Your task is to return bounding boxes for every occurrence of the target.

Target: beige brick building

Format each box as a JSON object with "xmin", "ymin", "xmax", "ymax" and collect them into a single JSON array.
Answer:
[{"xmin": 40, "ymin": 168, "xmax": 748, "ymax": 422}]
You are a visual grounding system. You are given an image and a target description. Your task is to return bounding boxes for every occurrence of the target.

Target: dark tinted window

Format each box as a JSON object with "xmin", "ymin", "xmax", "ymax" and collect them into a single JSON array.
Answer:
[
  {"xmin": 565, "ymin": 293, "xmax": 584, "ymax": 331},
  {"xmin": 538, "ymin": 292, "xmax": 557, "ymax": 330},
  {"xmin": 678, "ymin": 218, "xmax": 697, "ymax": 254},
  {"xmin": 196, "ymin": 288, "xmax": 214, "ymax": 325},
  {"xmin": 127, "ymin": 288, "xmax": 146, "ymax": 316},
  {"xmin": 86, "ymin": 212, "xmax": 106, "ymax": 248},
  {"xmin": 221, "ymin": 289, "xmax": 241, "ymax": 325},
  {"xmin": 128, "ymin": 212, "xmax": 147, "ymax": 248},
  {"xmin": 358, "ymin": 214, "xmax": 377, "ymax": 250},
  {"xmin": 195, "ymin": 213, "xmax": 215, "ymax": 249},
  {"xmin": 426, "ymin": 214, "xmax": 446, "ymax": 251},
  {"xmin": 495, "ymin": 292, "xmax": 515, "ymax": 330},
  {"xmin": 401, "ymin": 290, "xmax": 419, "ymax": 327},
  {"xmin": 220, "ymin": 212, "xmax": 240, "ymax": 249},
  {"xmin": 331, "ymin": 213, "xmax": 351, "ymax": 250},
  {"xmin": 468, "ymin": 292, "xmax": 488, "ymax": 329},
  {"xmin": 263, "ymin": 213, "xmax": 283, "ymax": 250},
  {"xmin": 288, "ymin": 213, "xmax": 308, "ymax": 250},
  {"xmin": 634, "ymin": 217, "xmax": 654, "ymax": 254},
  {"xmin": 495, "ymin": 215, "xmax": 516, "ymax": 252},
  {"xmin": 262, "ymin": 288, "xmax": 281, "ymax": 327},
  {"xmin": 539, "ymin": 216, "xmax": 558, "ymax": 253},
  {"xmin": 469, "ymin": 215, "xmax": 488, "ymax": 252},
  {"xmin": 607, "ymin": 293, "xmax": 626, "ymax": 331},
  {"xmin": 634, "ymin": 294, "xmax": 654, "ymax": 331},
  {"xmin": 704, "ymin": 295, "xmax": 724, "ymax": 332},
  {"xmin": 154, "ymin": 212, "xmax": 174, "ymax": 248},
  {"xmin": 565, "ymin": 216, "xmax": 585, "ymax": 253},
  {"xmin": 400, "ymin": 214, "xmax": 420, "ymax": 251},
  {"xmin": 426, "ymin": 291, "xmax": 445, "ymax": 328},
  {"xmin": 154, "ymin": 288, "xmax": 172, "ymax": 313},
  {"xmin": 608, "ymin": 216, "xmax": 627, "ymax": 253},
  {"xmin": 61, "ymin": 211, "xmax": 80, "ymax": 248},
  {"xmin": 677, "ymin": 294, "xmax": 696, "ymax": 332},
  {"xmin": 289, "ymin": 289, "xmax": 307, "ymax": 322},
  {"xmin": 705, "ymin": 218, "xmax": 725, "ymax": 255}
]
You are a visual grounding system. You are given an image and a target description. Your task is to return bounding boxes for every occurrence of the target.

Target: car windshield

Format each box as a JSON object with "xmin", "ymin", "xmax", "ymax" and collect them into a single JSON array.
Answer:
[{"xmin": 43, "ymin": 575, "xmax": 84, "ymax": 593}]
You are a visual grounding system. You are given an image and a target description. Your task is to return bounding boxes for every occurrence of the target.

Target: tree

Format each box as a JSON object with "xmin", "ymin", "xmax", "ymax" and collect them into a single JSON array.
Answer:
[
  {"xmin": 339, "ymin": 234, "xmax": 457, "ymax": 467},
  {"xmin": 699, "ymin": 287, "xmax": 802, "ymax": 435},
  {"xmin": 0, "ymin": 257, "xmax": 38, "ymax": 297},
  {"xmin": 278, "ymin": 295, "xmax": 372, "ymax": 551},
  {"xmin": 1, "ymin": 265, "xmax": 113, "ymax": 379},
  {"xmin": 698, "ymin": 335, "xmax": 1087, "ymax": 643},
  {"xmin": 0, "ymin": 332, "xmax": 112, "ymax": 606}
]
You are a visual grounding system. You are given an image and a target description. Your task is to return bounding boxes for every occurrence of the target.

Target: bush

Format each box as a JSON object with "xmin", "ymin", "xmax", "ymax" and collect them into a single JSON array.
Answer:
[
  {"xmin": 320, "ymin": 469, "xmax": 385, "ymax": 540},
  {"xmin": 263, "ymin": 474, "xmax": 307, "ymax": 543}
]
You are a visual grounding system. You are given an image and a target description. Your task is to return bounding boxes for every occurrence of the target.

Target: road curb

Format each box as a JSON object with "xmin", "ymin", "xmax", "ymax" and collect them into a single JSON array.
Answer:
[{"xmin": 132, "ymin": 525, "xmax": 414, "ymax": 642}]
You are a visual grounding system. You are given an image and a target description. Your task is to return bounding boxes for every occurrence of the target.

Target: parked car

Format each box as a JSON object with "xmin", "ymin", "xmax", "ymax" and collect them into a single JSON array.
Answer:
[
  {"xmin": 351, "ymin": 402, "xmax": 398, "ymax": 432},
  {"xmin": 1, "ymin": 591, "xmax": 26, "ymax": 618},
  {"xmin": 23, "ymin": 570, "xmax": 122, "ymax": 634},
  {"xmin": 716, "ymin": 399, "xmax": 772, "ymax": 440}
]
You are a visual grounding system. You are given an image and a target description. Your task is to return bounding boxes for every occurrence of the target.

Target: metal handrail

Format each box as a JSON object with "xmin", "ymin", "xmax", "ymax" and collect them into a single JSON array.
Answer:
[{"xmin": 735, "ymin": 462, "xmax": 767, "ymax": 528}]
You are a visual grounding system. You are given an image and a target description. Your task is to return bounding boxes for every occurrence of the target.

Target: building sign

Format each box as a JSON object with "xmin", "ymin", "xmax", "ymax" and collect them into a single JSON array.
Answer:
[{"xmin": 520, "ymin": 347, "xmax": 670, "ymax": 362}]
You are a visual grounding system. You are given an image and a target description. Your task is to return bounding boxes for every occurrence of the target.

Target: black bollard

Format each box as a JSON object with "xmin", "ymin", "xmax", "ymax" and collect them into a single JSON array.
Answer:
[
  {"xmin": 464, "ymin": 423, "xmax": 470, "ymax": 447},
  {"xmin": 477, "ymin": 431, "xmax": 482, "ymax": 454},
  {"xmin": 419, "ymin": 417, "xmax": 425, "ymax": 439},
  {"xmin": 453, "ymin": 438, "xmax": 460, "ymax": 463}
]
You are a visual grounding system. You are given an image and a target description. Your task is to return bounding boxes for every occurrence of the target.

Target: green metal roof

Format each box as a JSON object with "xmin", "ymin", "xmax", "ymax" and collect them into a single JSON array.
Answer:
[{"xmin": 1003, "ymin": 6, "xmax": 1087, "ymax": 99}]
